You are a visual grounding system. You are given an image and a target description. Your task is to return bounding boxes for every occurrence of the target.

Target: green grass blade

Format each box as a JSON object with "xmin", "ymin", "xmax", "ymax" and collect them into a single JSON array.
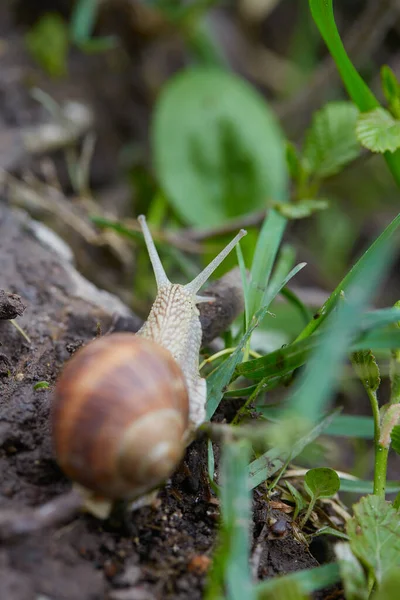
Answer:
[
  {"xmin": 324, "ymin": 415, "xmax": 374, "ymax": 439},
  {"xmin": 237, "ymin": 308, "xmax": 400, "ymax": 382},
  {"xmin": 285, "ymin": 233, "xmax": 395, "ymax": 424},
  {"xmin": 220, "ymin": 440, "xmax": 254, "ymax": 600},
  {"xmin": 248, "ymin": 409, "xmax": 339, "ymax": 489},
  {"xmin": 248, "ymin": 210, "xmax": 287, "ymax": 322},
  {"xmin": 206, "ymin": 263, "xmax": 306, "ymax": 418},
  {"xmin": 339, "ymin": 479, "xmax": 400, "ymax": 494},
  {"xmin": 309, "ymin": 0, "xmax": 400, "ymax": 186},
  {"xmin": 255, "ymin": 563, "xmax": 340, "ymax": 598},
  {"xmin": 295, "ymin": 212, "xmax": 400, "ymax": 342}
]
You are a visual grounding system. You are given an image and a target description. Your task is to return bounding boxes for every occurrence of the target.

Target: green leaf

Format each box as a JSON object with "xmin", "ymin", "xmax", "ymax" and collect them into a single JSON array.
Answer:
[
  {"xmin": 286, "ymin": 481, "xmax": 307, "ymax": 521},
  {"xmin": 347, "ymin": 495, "xmax": 400, "ymax": 586},
  {"xmin": 381, "ymin": 66, "xmax": 400, "ymax": 119},
  {"xmin": 302, "ymin": 101, "xmax": 360, "ymax": 178},
  {"xmin": 309, "ymin": 0, "xmax": 400, "ymax": 187},
  {"xmin": 304, "ymin": 467, "xmax": 340, "ymax": 500},
  {"xmin": 351, "ymin": 350, "xmax": 381, "ymax": 393},
  {"xmin": 393, "ymin": 492, "xmax": 400, "ymax": 510},
  {"xmin": 390, "ymin": 425, "xmax": 400, "ymax": 455},
  {"xmin": 26, "ymin": 13, "xmax": 69, "ymax": 78},
  {"xmin": 334, "ymin": 542, "xmax": 368, "ymax": 600},
  {"xmin": 255, "ymin": 563, "xmax": 340, "ymax": 598},
  {"xmin": 273, "ymin": 199, "xmax": 329, "ymax": 219},
  {"xmin": 248, "ymin": 410, "xmax": 339, "ymax": 489},
  {"xmin": 152, "ymin": 68, "xmax": 287, "ymax": 228},
  {"xmin": 372, "ymin": 569, "xmax": 400, "ymax": 600},
  {"xmin": 356, "ymin": 108, "xmax": 400, "ymax": 154}
]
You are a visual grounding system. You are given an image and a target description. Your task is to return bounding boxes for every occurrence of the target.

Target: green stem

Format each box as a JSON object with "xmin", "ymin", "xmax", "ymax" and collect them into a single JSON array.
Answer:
[
  {"xmin": 374, "ymin": 444, "xmax": 389, "ymax": 499},
  {"xmin": 300, "ymin": 498, "xmax": 316, "ymax": 529},
  {"xmin": 367, "ymin": 388, "xmax": 388, "ymax": 498}
]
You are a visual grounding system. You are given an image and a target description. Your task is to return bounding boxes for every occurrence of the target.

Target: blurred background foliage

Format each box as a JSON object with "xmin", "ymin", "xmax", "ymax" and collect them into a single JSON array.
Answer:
[{"xmin": 2, "ymin": 0, "xmax": 400, "ymax": 337}]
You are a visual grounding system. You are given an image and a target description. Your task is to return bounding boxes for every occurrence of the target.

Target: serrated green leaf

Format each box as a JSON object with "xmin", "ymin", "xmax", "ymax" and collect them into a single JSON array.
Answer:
[
  {"xmin": 302, "ymin": 101, "xmax": 360, "ymax": 178},
  {"xmin": 351, "ymin": 350, "xmax": 381, "ymax": 393},
  {"xmin": 356, "ymin": 108, "xmax": 400, "ymax": 154},
  {"xmin": 153, "ymin": 68, "xmax": 287, "ymax": 227},
  {"xmin": 304, "ymin": 467, "xmax": 340, "ymax": 500},
  {"xmin": 334, "ymin": 542, "xmax": 368, "ymax": 600},
  {"xmin": 390, "ymin": 424, "xmax": 400, "ymax": 455},
  {"xmin": 347, "ymin": 495, "xmax": 400, "ymax": 586},
  {"xmin": 274, "ymin": 199, "xmax": 329, "ymax": 219},
  {"xmin": 26, "ymin": 13, "xmax": 69, "ymax": 78}
]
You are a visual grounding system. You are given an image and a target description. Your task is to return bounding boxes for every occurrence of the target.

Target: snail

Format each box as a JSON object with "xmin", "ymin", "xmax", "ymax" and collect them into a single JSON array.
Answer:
[{"xmin": 51, "ymin": 215, "xmax": 246, "ymax": 515}]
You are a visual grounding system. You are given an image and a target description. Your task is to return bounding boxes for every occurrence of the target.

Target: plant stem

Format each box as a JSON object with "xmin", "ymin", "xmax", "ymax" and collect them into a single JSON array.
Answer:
[{"xmin": 367, "ymin": 388, "xmax": 387, "ymax": 498}]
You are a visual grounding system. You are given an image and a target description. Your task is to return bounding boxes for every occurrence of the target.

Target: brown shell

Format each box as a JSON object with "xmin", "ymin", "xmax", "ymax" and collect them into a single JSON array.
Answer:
[{"xmin": 52, "ymin": 333, "xmax": 189, "ymax": 499}]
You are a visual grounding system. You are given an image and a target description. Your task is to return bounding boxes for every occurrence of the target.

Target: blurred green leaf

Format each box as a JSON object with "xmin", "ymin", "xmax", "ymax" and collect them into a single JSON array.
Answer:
[
  {"xmin": 304, "ymin": 467, "xmax": 340, "ymax": 500},
  {"xmin": 347, "ymin": 495, "xmax": 400, "ymax": 586},
  {"xmin": 325, "ymin": 414, "xmax": 374, "ymax": 439},
  {"xmin": 372, "ymin": 569, "xmax": 400, "ymax": 600},
  {"xmin": 257, "ymin": 579, "xmax": 308, "ymax": 600},
  {"xmin": 334, "ymin": 542, "xmax": 368, "ymax": 600},
  {"xmin": 26, "ymin": 13, "xmax": 69, "ymax": 78},
  {"xmin": 356, "ymin": 108, "xmax": 400, "ymax": 154},
  {"xmin": 285, "ymin": 141, "xmax": 303, "ymax": 182},
  {"xmin": 153, "ymin": 68, "xmax": 287, "ymax": 227},
  {"xmin": 248, "ymin": 410, "xmax": 339, "ymax": 489},
  {"xmin": 302, "ymin": 101, "xmax": 360, "ymax": 178},
  {"xmin": 255, "ymin": 563, "xmax": 340, "ymax": 598}
]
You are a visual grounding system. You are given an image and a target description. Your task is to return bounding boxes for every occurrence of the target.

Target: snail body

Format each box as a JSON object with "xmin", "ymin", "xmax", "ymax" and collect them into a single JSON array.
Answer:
[{"xmin": 51, "ymin": 216, "xmax": 246, "ymax": 508}]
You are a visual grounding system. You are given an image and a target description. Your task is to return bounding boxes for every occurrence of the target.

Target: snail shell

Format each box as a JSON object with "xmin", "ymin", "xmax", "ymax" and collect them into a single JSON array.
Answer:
[{"xmin": 51, "ymin": 333, "xmax": 189, "ymax": 500}]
